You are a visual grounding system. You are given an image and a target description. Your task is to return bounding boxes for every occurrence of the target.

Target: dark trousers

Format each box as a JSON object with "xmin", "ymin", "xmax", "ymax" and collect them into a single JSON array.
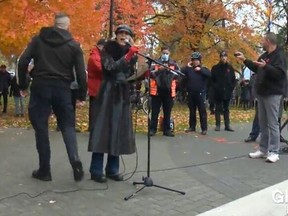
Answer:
[
  {"xmin": 215, "ymin": 99, "xmax": 231, "ymax": 128},
  {"xmin": 150, "ymin": 94, "xmax": 174, "ymax": 133},
  {"xmin": 249, "ymin": 103, "xmax": 260, "ymax": 139},
  {"xmin": 29, "ymin": 80, "xmax": 80, "ymax": 172},
  {"xmin": 89, "ymin": 96, "xmax": 97, "ymax": 131},
  {"xmin": 209, "ymin": 102, "xmax": 215, "ymax": 114},
  {"xmin": 71, "ymin": 89, "xmax": 78, "ymax": 111},
  {"xmin": 187, "ymin": 92, "xmax": 207, "ymax": 131},
  {"xmin": 56, "ymin": 89, "xmax": 77, "ymax": 130},
  {"xmin": 0, "ymin": 90, "xmax": 8, "ymax": 113},
  {"xmin": 90, "ymin": 153, "xmax": 119, "ymax": 176}
]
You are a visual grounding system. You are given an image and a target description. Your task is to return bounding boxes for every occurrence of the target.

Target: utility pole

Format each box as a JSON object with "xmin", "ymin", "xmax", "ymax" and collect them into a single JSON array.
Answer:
[{"xmin": 109, "ymin": 0, "xmax": 114, "ymax": 39}]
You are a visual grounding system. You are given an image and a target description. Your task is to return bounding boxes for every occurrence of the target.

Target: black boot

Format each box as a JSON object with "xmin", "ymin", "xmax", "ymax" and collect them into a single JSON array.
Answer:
[
  {"xmin": 215, "ymin": 111, "xmax": 221, "ymax": 131},
  {"xmin": 72, "ymin": 161, "xmax": 84, "ymax": 182},
  {"xmin": 32, "ymin": 169, "xmax": 52, "ymax": 181},
  {"xmin": 224, "ymin": 111, "xmax": 234, "ymax": 132},
  {"xmin": 163, "ymin": 130, "xmax": 175, "ymax": 137}
]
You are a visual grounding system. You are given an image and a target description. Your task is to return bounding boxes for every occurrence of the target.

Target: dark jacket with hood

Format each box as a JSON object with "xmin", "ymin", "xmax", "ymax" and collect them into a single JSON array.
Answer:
[
  {"xmin": 17, "ymin": 27, "xmax": 87, "ymax": 100},
  {"xmin": 243, "ymin": 46, "xmax": 287, "ymax": 96},
  {"xmin": 211, "ymin": 62, "xmax": 236, "ymax": 101},
  {"xmin": 88, "ymin": 40, "xmax": 136, "ymax": 155}
]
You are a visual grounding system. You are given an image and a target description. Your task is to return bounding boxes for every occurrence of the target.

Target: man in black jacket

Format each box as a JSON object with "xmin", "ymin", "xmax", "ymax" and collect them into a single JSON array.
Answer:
[
  {"xmin": 0, "ymin": 64, "xmax": 11, "ymax": 114},
  {"xmin": 17, "ymin": 12, "xmax": 87, "ymax": 181},
  {"xmin": 211, "ymin": 51, "xmax": 236, "ymax": 132},
  {"xmin": 235, "ymin": 32, "xmax": 287, "ymax": 163},
  {"xmin": 182, "ymin": 52, "xmax": 211, "ymax": 135}
]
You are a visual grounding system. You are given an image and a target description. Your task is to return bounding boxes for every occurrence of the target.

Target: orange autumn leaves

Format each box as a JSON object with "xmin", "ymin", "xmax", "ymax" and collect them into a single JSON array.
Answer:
[
  {"xmin": 0, "ymin": 0, "xmax": 267, "ymax": 64},
  {"xmin": 0, "ymin": 0, "xmax": 153, "ymax": 57}
]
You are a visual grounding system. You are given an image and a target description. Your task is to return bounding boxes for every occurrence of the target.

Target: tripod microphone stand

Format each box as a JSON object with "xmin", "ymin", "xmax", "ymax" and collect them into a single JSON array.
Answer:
[{"xmin": 124, "ymin": 53, "xmax": 185, "ymax": 201}]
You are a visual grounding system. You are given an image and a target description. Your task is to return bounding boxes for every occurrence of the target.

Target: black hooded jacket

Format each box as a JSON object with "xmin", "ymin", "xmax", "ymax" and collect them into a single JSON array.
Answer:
[
  {"xmin": 17, "ymin": 27, "xmax": 87, "ymax": 100},
  {"xmin": 211, "ymin": 62, "xmax": 236, "ymax": 101},
  {"xmin": 244, "ymin": 46, "xmax": 287, "ymax": 96}
]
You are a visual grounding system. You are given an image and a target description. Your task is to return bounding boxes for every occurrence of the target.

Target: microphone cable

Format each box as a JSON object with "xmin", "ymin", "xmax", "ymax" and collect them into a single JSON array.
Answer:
[
  {"xmin": 122, "ymin": 153, "xmax": 248, "ymax": 175},
  {"xmin": 0, "ymin": 183, "xmax": 109, "ymax": 203},
  {"xmin": 120, "ymin": 56, "xmax": 140, "ymax": 182},
  {"xmin": 0, "ymin": 152, "xmax": 255, "ymax": 203}
]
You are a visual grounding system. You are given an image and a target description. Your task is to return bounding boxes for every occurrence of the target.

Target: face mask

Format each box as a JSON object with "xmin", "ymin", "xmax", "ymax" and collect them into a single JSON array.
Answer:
[{"xmin": 161, "ymin": 53, "xmax": 169, "ymax": 62}]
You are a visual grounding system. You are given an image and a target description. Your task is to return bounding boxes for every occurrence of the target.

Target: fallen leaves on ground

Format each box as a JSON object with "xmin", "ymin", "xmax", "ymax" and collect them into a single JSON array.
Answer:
[{"xmin": 0, "ymin": 102, "xmax": 255, "ymax": 133}]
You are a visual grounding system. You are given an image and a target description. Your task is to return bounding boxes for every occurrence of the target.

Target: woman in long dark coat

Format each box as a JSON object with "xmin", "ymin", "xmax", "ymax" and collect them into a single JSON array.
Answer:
[{"xmin": 88, "ymin": 25, "xmax": 139, "ymax": 183}]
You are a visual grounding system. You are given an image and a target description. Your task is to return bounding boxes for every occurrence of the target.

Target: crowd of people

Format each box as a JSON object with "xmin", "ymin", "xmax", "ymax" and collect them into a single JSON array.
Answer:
[
  {"xmin": 0, "ymin": 12, "xmax": 286, "ymax": 184},
  {"xmin": 0, "ymin": 64, "xmax": 28, "ymax": 117}
]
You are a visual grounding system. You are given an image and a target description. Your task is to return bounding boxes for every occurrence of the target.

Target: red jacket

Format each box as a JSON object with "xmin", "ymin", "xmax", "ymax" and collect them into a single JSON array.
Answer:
[{"xmin": 87, "ymin": 47, "xmax": 103, "ymax": 97}]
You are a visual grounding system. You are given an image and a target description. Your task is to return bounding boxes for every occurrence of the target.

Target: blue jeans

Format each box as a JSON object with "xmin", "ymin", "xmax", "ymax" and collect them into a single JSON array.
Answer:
[
  {"xmin": 90, "ymin": 153, "xmax": 119, "ymax": 176},
  {"xmin": 14, "ymin": 96, "xmax": 25, "ymax": 115}
]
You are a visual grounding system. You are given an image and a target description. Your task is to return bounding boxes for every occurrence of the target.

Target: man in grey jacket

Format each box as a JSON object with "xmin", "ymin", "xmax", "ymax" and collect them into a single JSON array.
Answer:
[{"xmin": 235, "ymin": 32, "xmax": 287, "ymax": 163}]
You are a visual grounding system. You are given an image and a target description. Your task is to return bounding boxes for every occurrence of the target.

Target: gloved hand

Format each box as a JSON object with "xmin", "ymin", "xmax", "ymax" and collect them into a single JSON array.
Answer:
[{"xmin": 125, "ymin": 46, "xmax": 139, "ymax": 62}]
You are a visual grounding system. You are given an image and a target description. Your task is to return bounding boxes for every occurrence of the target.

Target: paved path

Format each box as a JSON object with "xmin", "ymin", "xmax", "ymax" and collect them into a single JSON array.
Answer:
[{"xmin": 0, "ymin": 123, "xmax": 288, "ymax": 216}]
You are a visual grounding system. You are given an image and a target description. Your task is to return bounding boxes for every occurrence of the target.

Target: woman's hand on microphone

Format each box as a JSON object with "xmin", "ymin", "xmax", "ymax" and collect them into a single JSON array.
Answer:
[{"xmin": 125, "ymin": 46, "xmax": 139, "ymax": 62}]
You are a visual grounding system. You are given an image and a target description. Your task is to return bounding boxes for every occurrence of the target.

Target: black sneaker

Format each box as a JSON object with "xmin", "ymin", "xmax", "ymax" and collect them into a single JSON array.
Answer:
[
  {"xmin": 32, "ymin": 169, "xmax": 52, "ymax": 181},
  {"xmin": 244, "ymin": 136, "xmax": 256, "ymax": 142},
  {"xmin": 106, "ymin": 173, "xmax": 124, "ymax": 181},
  {"xmin": 185, "ymin": 128, "xmax": 195, "ymax": 133},
  {"xmin": 225, "ymin": 127, "xmax": 234, "ymax": 132},
  {"xmin": 91, "ymin": 174, "xmax": 107, "ymax": 183},
  {"xmin": 149, "ymin": 130, "xmax": 156, "ymax": 136},
  {"xmin": 72, "ymin": 161, "xmax": 84, "ymax": 182},
  {"xmin": 163, "ymin": 131, "xmax": 175, "ymax": 137},
  {"xmin": 201, "ymin": 130, "xmax": 207, "ymax": 135},
  {"xmin": 215, "ymin": 126, "xmax": 220, "ymax": 131}
]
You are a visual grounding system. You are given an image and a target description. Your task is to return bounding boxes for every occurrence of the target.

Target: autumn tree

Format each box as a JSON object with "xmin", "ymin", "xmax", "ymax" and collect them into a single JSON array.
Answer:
[
  {"xmin": 0, "ymin": 0, "xmax": 154, "ymax": 60},
  {"xmin": 272, "ymin": 0, "xmax": 288, "ymax": 56},
  {"xmin": 147, "ymin": 0, "xmax": 266, "ymax": 74}
]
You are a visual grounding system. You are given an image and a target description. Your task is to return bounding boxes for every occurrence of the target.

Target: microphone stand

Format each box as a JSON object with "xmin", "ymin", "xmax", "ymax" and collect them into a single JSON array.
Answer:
[{"xmin": 124, "ymin": 52, "xmax": 186, "ymax": 201}]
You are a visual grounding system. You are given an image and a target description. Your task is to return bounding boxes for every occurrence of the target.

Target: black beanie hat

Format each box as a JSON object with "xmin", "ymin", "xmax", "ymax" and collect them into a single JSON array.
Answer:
[{"xmin": 115, "ymin": 24, "xmax": 134, "ymax": 37}]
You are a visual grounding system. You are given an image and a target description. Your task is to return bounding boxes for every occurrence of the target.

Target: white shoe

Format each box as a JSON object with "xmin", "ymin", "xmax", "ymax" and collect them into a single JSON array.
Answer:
[
  {"xmin": 266, "ymin": 152, "xmax": 279, "ymax": 163},
  {"xmin": 248, "ymin": 150, "xmax": 266, "ymax": 159}
]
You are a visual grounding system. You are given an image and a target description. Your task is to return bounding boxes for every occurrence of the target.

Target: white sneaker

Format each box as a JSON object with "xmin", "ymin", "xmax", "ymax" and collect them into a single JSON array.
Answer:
[
  {"xmin": 248, "ymin": 150, "xmax": 267, "ymax": 159},
  {"xmin": 266, "ymin": 152, "xmax": 279, "ymax": 163}
]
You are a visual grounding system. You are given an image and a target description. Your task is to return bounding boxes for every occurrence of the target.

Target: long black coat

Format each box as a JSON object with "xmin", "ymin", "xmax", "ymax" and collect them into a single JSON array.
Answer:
[
  {"xmin": 88, "ymin": 40, "xmax": 136, "ymax": 156},
  {"xmin": 211, "ymin": 62, "xmax": 236, "ymax": 101}
]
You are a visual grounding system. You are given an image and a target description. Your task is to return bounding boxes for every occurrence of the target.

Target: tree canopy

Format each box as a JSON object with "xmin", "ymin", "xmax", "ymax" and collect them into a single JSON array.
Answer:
[{"xmin": 0, "ymin": 0, "xmax": 283, "ymax": 72}]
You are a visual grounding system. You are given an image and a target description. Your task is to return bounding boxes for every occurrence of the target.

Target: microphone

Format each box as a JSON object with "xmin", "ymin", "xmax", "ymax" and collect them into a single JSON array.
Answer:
[{"xmin": 125, "ymin": 39, "xmax": 132, "ymax": 47}]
